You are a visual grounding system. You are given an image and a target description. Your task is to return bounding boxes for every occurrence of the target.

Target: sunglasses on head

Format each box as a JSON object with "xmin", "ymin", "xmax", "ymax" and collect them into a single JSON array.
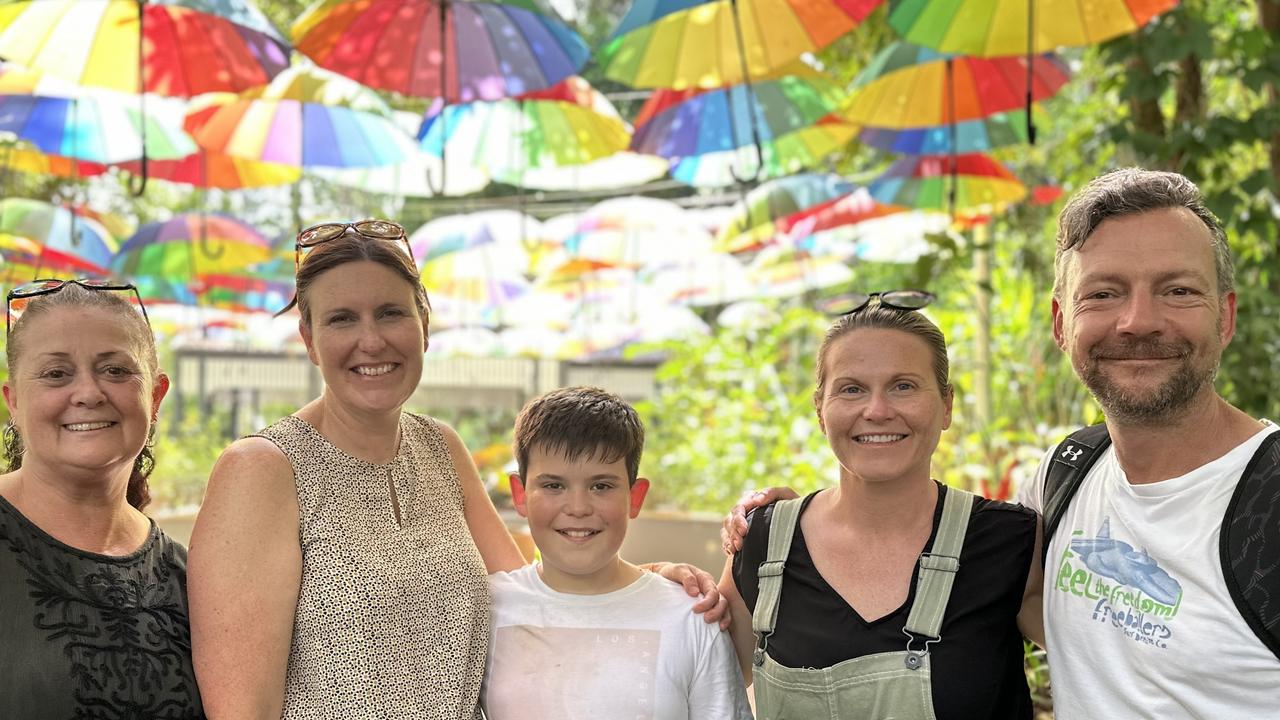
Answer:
[
  {"xmin": 6, "ymin": 278, "xmax": 150, "ymax": 335},
  {"xmin": 294, "ymin": 220, "xmax": 414, "ymax": 272},
  {"xmin": 820, "ymin": 289, "xmax": 936, "ymax": 316}
]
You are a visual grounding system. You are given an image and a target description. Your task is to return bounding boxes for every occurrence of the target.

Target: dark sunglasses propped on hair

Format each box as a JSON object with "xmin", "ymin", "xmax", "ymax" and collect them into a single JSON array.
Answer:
[
  {"xmin": 6, "ymin": 278, "xmax": 150, "ymax": 335},
  {"xmin": 820, "ymin": 289, "xmax": 935, "ymax": 316},
  {"xmin": 294, "ymin": 219, "xmax": 414, "ymax": 272}
]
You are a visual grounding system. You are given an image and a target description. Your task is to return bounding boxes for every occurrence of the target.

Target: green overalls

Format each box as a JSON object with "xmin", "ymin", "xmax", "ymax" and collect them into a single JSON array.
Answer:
[{"xmin": 751, "ymin": 488, "xmax": 975, "ymax": 719}]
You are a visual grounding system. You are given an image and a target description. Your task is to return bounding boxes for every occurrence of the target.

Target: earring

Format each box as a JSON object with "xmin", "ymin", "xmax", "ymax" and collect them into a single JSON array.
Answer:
[{"xmin": 3, "ymin": 422, "xmax": 23, "ymax": 458}]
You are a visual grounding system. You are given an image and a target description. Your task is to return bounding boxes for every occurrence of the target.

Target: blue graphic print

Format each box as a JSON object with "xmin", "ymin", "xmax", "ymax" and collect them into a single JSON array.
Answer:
[{"xmin": 1069, "ymin": 518, "xmax": 1183, "ymax": 606}]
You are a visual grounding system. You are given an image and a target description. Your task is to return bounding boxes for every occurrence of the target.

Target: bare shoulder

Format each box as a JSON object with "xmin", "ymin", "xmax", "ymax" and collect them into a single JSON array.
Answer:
[{"xmin": 203, "ymin": 436, "xmax": 296, "ymax": 505}]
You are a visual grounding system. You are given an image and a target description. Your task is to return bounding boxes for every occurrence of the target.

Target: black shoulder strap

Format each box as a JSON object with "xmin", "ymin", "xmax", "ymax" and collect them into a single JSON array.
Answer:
[
  {"xmin": 1041, "ymin": 423, "xmax": 1112, "ymax": 567},
  {"xmin": 1219, "ymin": 430, "xmax": 1280, "ymax": 661}
]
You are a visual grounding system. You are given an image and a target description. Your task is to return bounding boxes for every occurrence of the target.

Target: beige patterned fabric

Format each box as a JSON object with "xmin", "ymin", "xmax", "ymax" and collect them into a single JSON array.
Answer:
[{"xmin": 256, "ymin": 414, "xmax": 490, "ymax": 720}]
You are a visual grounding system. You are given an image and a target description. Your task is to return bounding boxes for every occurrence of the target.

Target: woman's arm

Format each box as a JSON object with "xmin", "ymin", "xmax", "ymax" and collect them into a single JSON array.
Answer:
[
  {"xmin": 187, "ymin": 438, "xmax": 302, "ymax": 720},
  {"xmin": 717, "ymin": 556, "xmax": 757, "ymax": 683},
  {"xmin": 438, "ymin": 421, "xmax": 525, "ymax": 574},
  {"xmin": 1017, "ymin": 514, "xmax": 1046, "ymax": 648}
]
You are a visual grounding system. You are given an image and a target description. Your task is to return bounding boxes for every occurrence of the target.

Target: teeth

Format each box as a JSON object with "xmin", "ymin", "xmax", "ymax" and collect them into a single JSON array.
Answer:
[
  {"xmin": 66, "ymin": 422, "xmax": 113, "ymax": 431},
  {"xmin": 857, "ymin": 434, "xmax": 905, "ymax": 443},
  {"xmin": 354, "ymin": 364, "xmax": 395, "ymax": 376},
  {"xmin": 560, "ymin": 530, "xmax": 597, "ymax": 538}
]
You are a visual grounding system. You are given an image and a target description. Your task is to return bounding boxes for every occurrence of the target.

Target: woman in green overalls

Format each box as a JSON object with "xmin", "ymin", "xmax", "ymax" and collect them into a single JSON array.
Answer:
[{"xmin": 718, "ymin": 295, "xmax": 1044, "ymax": 719}]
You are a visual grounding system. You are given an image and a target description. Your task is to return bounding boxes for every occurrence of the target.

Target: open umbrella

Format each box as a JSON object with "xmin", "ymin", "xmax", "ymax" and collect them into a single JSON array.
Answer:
[
  {"xmin": 715, "ymin": 173, "xmax": 902, "ymax": 252},
  {"xmin": 408, "ymin": 211, "xmax": 544, "ymax": 264},
  {"xmin": 888, "ymin": 0, "xmax": 1178, "ymax": 56},
  {"xmin": 842, "ymin": 42, "xmax": 1070, "ymax": 129},
  {"xmin": 868, "ymin": 153, "xmax": 1027, "ymax": 216},
  {"xmin": 292, "ymin": 0, "xmax": 588, "ymax": 102},
  {"xmin": 115, "ymin": 149, "xmax": 302, "ymax": 189},
  {"xmin": 0, "ymin": 90, "xmax": 195, "ymax": 164},
  {"xmin": 491, "ymin": 151, "xmax": 669, "ymax": 192},
  {"xmin": 418, "ymin": 77, "xmax": 631, "ymax": 178},
  {"xmin": 183, "ymin": 65, "xmax": 418, "ymax": 168},
  {"xmin": 0, "ymin": 146, "xmax": 108, "ymax": 181},
  {"xmin": 746, "ymin": 245, "xmax": 854, "ymax": 299},
  {"xmin": 0, "ymin": 0, "xmax": 288, "ymax": 96},
  {"xmin": 0, "ymin": 198, "xmax": 117, "ymax": 276},
  {"xmin": 858, "ymin": 109, "xmax": 1035, "ymax": 154},
  {"xmin": 545, "ymin": 197, "xmax": 713, "ymax": 266},
  {"xmin": 632, "ymin": 75, "xmax": 856, "ymax": 186},
  {"xmin": 598, "ymin": 0, "xmax": 883, "ymax": 89},
  {"xmin": 113, "ymin": 213, "xmax": 273, "ymax": 278}
]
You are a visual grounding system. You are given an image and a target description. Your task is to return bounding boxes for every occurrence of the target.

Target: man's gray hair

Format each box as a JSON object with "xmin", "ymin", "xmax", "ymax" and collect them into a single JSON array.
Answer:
[{"xmin": 1053, "ymin": 168, "xmax": 1233, "ymax": 298}]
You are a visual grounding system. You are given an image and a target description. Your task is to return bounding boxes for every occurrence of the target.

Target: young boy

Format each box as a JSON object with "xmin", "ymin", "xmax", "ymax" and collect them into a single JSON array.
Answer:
[{"xmin": 482, "ymin": 386, "xmax": 753, "ymax": 719}]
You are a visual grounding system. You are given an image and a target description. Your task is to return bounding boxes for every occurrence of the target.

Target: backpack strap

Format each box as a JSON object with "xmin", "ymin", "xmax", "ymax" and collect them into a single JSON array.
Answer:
[
  {"xmin": 1041, "ymin": 423, "xmax": 1112, "ymax": 567},
  {"xmin": 751, "ymin": 497, "xmax": 804, "ymax": 666},
  {"xmin": 1219, "ymin": 429, "xmax": 1280, "ymax": 661}
]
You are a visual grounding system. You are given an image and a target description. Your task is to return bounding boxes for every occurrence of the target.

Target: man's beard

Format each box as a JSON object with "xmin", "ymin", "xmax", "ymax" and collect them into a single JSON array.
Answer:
[{"xmin": 1077, "ymin": 336, "xmax": 1219, "ymax": 425}]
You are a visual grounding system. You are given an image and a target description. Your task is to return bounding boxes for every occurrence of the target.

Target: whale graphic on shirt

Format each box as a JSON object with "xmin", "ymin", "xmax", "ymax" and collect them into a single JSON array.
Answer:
[{"xmin": 1069, "ymin": 518, "xmax": 1183, "ymax": 606}]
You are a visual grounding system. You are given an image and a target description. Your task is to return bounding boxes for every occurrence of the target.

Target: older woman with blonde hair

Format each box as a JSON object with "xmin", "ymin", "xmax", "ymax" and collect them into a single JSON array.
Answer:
[{"xmin": 0, "ymin": 279, "xmax": 202, "ymax": 718}]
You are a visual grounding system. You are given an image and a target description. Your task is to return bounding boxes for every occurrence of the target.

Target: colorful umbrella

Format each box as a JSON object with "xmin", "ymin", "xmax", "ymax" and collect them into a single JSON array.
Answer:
[
  {"xmin": 113, "ymin": 214, "xmax": 273, "ymax": 277},
  {"xmin": 643, "ymin": 252, "xmax": 754, "ymax": 307},
  {"xmin": 868, "ymin": 153, "xmax": 1028, "ymax": 216},
  {"xmin": 0, "ymin": 91, "xmax": 195, "ymax": 164},
  {"xmin": 598, "ymin": 0, "xmax": 883, "ymax": 89},
  {"xmin": 115, "ymin": 149, "xmax": 302, "ymax": 189},
  {"xmin": 888, "ymin": 0, "xmax": 1178, "ymax": 56},
  {"xmin": 491, "ymin": 151, "xmax": 669, "ymax": 191},
  {"xmin": 858, "ymin": 109, "xmax": 1035, "ymax": 154},
  {"xmin": 418, "ymin": 77, "xmax": 631, "ymax": 177},
  {"xmin": 545, "ymin": 197, "xmax": 713, "ymax": 266},
  {"xmin": 0, "ymin": 146, "xmax": 108, "ymax": 180},
  {"xmin": 632, "ymin": 76, "xmax": 856, "ymax": 187},
  {"xmin": 801, "ymin": 210, "xmax": 951, "ymax": 263},
  {"xmin": 292, "ymin": 0, "xmax": 588, "ymax": 102},
  {"xmin": 715, "ymin": 173, "xmax": 902, "ymax": 252},
  {"xmin": 843, "ymin": 42, "xmax": 1070, "ymax": 129},
  {"xmin": 745, "ymin": 245, "xmax": 854, "ymax": 299},
  {"xmin": 408, "ymin": 211, "xmax": 544, "ymax": 264},
  {"xmin": 0, "ymin": 198, "xmax": 117, "ymax": 275},
  {"xmin": 0, "ymin": 0, "xmax": 289, "ymax": 97},
  {"xmin": 183, "ymin": 66, "xmax": 418, "ymax": 168}
]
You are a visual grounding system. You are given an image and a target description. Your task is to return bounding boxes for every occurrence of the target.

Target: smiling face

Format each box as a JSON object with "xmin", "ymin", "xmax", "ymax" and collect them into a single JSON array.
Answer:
[
  {"xmin": 510, "ymin": 444, "xmax": 649, "ymax": 594},
  {"xmin": 1053, "ymin": 207, "xmax": 1234, "ymax": 425},
  {"xmin": 816, "ymin": 328, "xmax": 952, "ymax": 485},
  {"xmin": 300, "ymin": 260, "xmax": 429, "ymax": 417},
  {"xmin": 3, "ymin": 307, "xmax": 167, "ymax": 478}
]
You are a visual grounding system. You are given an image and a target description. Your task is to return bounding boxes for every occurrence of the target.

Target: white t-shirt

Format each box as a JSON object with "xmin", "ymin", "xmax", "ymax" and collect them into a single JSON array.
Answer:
[
  {"xmin": 482, "ymin": 565, "xmax": 753, "ymax": 720},
  {"xmin": 1018, "ymin": 422, "xmax": 1280, "ymax": 719}
]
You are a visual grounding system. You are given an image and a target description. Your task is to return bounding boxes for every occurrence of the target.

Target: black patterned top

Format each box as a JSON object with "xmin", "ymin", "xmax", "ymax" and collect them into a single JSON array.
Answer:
[{"xmin": 0, "ymin": 495, "xmax": 203, "ymax": 719}]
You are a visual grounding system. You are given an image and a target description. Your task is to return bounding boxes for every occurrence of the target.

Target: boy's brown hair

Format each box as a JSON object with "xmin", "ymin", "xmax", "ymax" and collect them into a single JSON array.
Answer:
[{"xmin": 513, "ymin": 386, "xmax": 645, "ymax": 485}]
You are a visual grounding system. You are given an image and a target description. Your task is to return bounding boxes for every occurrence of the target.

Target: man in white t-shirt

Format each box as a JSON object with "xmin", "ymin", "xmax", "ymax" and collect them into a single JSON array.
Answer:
[
  {"xmin": 483, "ymin": 387, "xmax": 753, "ymax": 720},
  {"xmin": 1014, "ymin": 168, "xmax": 1280, "ymax": 718}
]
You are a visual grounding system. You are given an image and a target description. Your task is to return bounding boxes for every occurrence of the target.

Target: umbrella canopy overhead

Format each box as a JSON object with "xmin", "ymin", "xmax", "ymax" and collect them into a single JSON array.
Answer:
[
  {"xmin": 492, "ymin": 151, "xmax": 669, "ymax": 191},
  {"xmin": 858, "ymin": 108, "xmax": 1036, "ymax": 154},
  {"xmin": 418, "ymin": 77, "xmax": 631, "ymax": 176},
  {"xmin": 408, "ymin": 210, "xmax": 545, "ymax": 264},
  {"xmin": 0, "ymin": 90, "xmax": 195, "ymax": 165},
  {"xmin": 632, "ymin": 75, "xmax": 856, "ymax": 188},
  {"xmin": 844, "ymin": 42, "xmax": 1070, "ymax": 129},
  {"xmin": 114, "ymin": 213, "xmax": 273, "ymax": 277},
  {"xmin": 292, "ymin": 0, "xmax": 588, "ymax": 102},
  {"xmin": 0, "ymin": 0, "xmax": 289, "ymax": 97},
  {"xmin": 0, "ymin": 198, "xmax": 117, "ymax": 275},
  {"xmin": 183, "ymin": 66, "xmax": 419, "ymax": 168},
  {"xmin": 888, "ymin": 0, "xmax": 1178, "ymax": 56},
  {"xmin": 115, "ymin": 149, "xmax": 302, "ymax": 189},
  {"xmin": 868, "ymin": 153, "xmax": 1028, "ymax": 215},
  {"xmin": 716, "ymin": 173, "xmax": 901, "ymax": 252},
  {"xmin": 545, "ymin": 197, "xmax": 714, "ymax": 266},
  {"xmin": 598, "ymin": 0, "xmax": 883, "ymax": 89}
]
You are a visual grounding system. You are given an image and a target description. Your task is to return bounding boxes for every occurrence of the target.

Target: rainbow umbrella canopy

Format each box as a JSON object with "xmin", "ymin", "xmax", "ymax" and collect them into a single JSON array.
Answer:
[
  {"xmin": 409, "ymin": 210, "xmax": 546, "ymax": 265},
  {"xmin": 888, "ymin": 0, "xmax": 1178, "ymax": 56},
  {"xmin": 868, "ymin": 153, "xmax": 1027, "ymax": 216},
  {"xmin": 546, "ymin": 197, "xmax": 714, "ymax": 266},
  {"xmin": 113, "ymin": 213, "xmax": 273, "ymax": 278},
  {"xmin": 183, "ymin": 65, "xmax": 419, "ymax": 168},
  {"xmin": 843, "ymin": 42, "xmax": 1070, "ymax": 129},
  {"xmin": 598, "ymin": 0, "xmax": 883, "ymax": 89},
  {"xmin": 0, "ymin": 0, "xmax": 289, "ymax": 97},
  {"xmin": 858, "ymin": 109, "xmax": 1036, "ymax": 155},
  {"xmin": 0, "ymin": 198, "xmax": 117, "ymax": 276},
  {"xmin": 292, "ymin": 0, "xmax": 588, "ymax": 102},
  {"xmin": 716, "ymin": 173, "xmax": 902, "ymax": 252},
  {"xmin": 632, "ymin": 75, "xmax": 857, "ymax": 187},
  {"xmin": 417, "ymin": 77, "xmax": 631, "ymax": 178}
]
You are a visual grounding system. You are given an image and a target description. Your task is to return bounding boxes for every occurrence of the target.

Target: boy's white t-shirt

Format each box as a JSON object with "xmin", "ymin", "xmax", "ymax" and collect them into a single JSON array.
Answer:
[
  {"xmin": 482, "ymin": 565, "xmax": 753, "ymax": 720},
  {"xmin": 1018, "ymin": 422, "xmax": 1280, "ymax": 719}
]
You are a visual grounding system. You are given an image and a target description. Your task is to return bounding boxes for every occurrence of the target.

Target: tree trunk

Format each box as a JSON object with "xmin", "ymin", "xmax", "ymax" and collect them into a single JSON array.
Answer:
[{"xmin": 1260, "ymin": 1, "xmax": 1280, "ymax": 195}]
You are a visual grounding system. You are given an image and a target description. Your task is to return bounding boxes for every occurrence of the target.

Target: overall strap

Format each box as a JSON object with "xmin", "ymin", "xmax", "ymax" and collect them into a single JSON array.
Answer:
[
  {"xmin": 752, "ymin": 498, "xmax": 805, "ymax": 660},
  {"xmin": 904, "ymin": 487, "xmax": 975, "ymax": 640}
]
